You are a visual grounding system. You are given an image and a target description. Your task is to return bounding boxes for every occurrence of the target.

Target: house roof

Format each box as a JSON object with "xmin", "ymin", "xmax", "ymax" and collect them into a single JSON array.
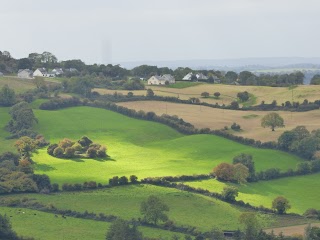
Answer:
[
  {"xmin": 18, "ymin": 69, "xmax": 33, "ymax": 74},
  {"xmin": 36, "ymin": 68, "xmax": 47, "ymax": 74}
]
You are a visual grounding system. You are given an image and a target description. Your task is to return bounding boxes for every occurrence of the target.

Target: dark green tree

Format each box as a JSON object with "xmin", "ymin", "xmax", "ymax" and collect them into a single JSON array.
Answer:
[
  {"xmin": 272, "ymin": 196, "xmax": 291, "ymax": 214},
  {"xmin": 261, "ymin": 112, "xmax": 285, "ymax": 131},
  {"xmin": 0, "ymin": 85, "xmax": 16, "ymax": 106},
  {"xmin": 106, "ymin": 219, "xmax": 142, "ymax": 240},
  {"xmin": 140, "ymin": 195, "xmax": 169, "ymax": 225},
  {"xmin": 222, "ymin": 186, "xmax": 238, "ymax": 201}
]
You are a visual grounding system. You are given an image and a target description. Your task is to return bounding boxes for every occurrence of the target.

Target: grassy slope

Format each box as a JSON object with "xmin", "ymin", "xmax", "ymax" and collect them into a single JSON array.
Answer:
[
  {"xmin": 0, "ymin": 207, "xmax": 185, "ymax": 240},
  {"xmin": 0, "ymin": 77, "xmax": 35, "ymax": 93},
  {"xmin": 26, "ymin": 106, "xmax": 302, "ymax": 184},
  {"xmin": 3, "ymin": 185, "xmax": 245, "ymax": 231},
  {"xmin": 183, "ymin": 175, "xmax": 320, "ymax": 214}
]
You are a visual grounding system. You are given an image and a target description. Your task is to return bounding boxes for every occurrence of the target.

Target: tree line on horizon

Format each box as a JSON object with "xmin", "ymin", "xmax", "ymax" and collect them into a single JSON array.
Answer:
[{"xmin": 1, "ymin": 50, "xmax": 318, "ymax": 87}]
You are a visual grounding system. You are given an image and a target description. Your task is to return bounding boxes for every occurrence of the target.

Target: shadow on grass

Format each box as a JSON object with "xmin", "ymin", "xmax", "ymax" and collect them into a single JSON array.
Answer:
[{"xmin": 33, "ymin": 163, "xmax": 57, "ymax": 172}]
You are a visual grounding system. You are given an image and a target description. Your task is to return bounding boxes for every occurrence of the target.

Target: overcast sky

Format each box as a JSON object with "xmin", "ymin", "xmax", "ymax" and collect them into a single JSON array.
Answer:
[{"xmin": 0, "ymin": 0, "xmax": 319, "ymax": 64}]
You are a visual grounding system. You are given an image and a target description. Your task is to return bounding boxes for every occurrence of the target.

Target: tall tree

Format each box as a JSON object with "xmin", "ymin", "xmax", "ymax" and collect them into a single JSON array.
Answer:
[
  {"xmin": 272, "ymin": 196, "xmax": 291, "ymax": 214},
  {"xmin": 140, "ymin": 195, "xmax": 169, "ymax": 225},
  {"xmin": 261, "ymin": 112, "xmax": 285, "ymax": 131},
  {"xmin": 106, "ymin": 219, "xmax": 142, "ymax": 240},
  {"xmin": 0, "ymin": 85, "xmax": 15, "ymax": 106}
]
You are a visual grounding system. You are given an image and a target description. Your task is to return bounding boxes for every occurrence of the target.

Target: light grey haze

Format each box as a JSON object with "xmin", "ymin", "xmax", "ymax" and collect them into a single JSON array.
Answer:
[{"xmin": 1, "ymin": 0, "xmax": 319, "ymax": 65}]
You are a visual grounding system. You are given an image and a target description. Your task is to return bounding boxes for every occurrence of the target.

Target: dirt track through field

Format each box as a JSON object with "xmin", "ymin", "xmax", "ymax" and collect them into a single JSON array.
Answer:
[{"xmin": 118, "ymin": 101, "xmax": 320, "ymax": 142}]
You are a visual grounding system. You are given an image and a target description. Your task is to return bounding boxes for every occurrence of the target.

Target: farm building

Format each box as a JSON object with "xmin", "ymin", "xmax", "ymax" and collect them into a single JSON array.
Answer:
[
  {"xmin": 18, "ymin": 69, "xmax": 33, "ymax": 79},
  {"xmin": 182, "ymin": 72, "xmax": 193, "ymax": 81},
  {"xmin": 33, "ymin": 68, "xmax": 55, "ymax": 78},
  {"xmin": 196, "ymin": 73, "xmax": 208, "ymax": 80},
  {"xmin": 33, "ymin": 68, "xmax": 47, "ymax": 77},
  {"xmin": 147, "ymin": 74, "xmax": 175, "ymax": 85},
  {"xmin": 52, "ymin": 68, "xmax": 64, "ymax": 76}
]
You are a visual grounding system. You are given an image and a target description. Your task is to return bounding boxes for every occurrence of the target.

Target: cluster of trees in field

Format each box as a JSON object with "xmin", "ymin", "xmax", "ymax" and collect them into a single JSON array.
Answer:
[
  {"xmin": 0, "ymin": 150, "xmax": 57, "ymax": 194},
  {"xmin": 278, "ymin": 126, "xmax": 320, "ymax": 159},
  {"xmin": 310, "ymin": 74, "xmax": 320, "ymax": 85},
  {"xmin": 6, "ymin": 102, "xmax": 38, "ymax": 139},
  {"xmin": 47, "ymin": 136, "xmax": 107, "ymax": 159}
]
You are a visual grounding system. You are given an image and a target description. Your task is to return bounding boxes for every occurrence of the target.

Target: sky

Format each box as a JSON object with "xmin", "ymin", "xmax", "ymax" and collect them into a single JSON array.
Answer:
[{"xmin": 0, "ymin": 0, "xmax": 319, "ymax": 64}]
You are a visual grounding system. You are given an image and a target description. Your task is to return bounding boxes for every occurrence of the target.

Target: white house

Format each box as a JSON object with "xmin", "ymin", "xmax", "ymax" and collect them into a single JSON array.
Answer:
[
  {"xmin": 182, "ymin": 72, "xmax": 193, "ymax": 81},
  {"xmin": 33, "ymin": 68, "xmax": 47, "ymax": 77},
  {"xmin": 196, "ymin": 73, "xmax": 208, "ymax": 80},
  {"xmin": 52, "ymin": 68, "xmax": 64, "ymax": 76},
  {"xmin": 18, "ymin": 69, "xmax": 33, "ymax": 79},
  {"xmin": 147, "ymin": 74, "xmax": 175, "ymax": 85},
  {"xmin": 162, "ymin": 74, "xmax": 175, "ymax": 84}
]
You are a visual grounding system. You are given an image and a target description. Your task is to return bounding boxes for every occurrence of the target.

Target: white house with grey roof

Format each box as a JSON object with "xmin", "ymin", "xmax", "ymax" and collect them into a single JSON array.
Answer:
[
  {"xmin": 18, "ymin": 69, "xmax": 33, "ymax": 79},
  {"xmin": 147, "ymin": 74, "xmax": 175, "ymax": 85},
  {"xmin": 33, "ymin": 68, "xmax": 47, "ymax": 77}
]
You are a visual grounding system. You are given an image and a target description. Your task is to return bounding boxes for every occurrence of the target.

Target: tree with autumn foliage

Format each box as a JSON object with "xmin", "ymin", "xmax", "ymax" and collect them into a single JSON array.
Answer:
[
  {"xmin": 14, "ymin": 136, "xmax": 37, "ymax": 157},
  {"xmin": 212, "ymin": 163, "xmax": 234, "ymax": 181}
]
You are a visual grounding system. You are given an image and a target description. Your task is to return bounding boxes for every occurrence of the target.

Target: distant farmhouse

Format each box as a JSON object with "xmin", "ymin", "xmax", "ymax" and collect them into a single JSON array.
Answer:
[
  {"xmin": 52, "ymin": 68, "xmax": 64, "ymax": 76},
  {"xmin": 33, "ymin": 68, "xmax": 55, "ymax": 78},
  {"xmin": 18, "ymin": 69, "xmax": 33, "ymax": 79},
  {"xmin": 147, "ymin": 74, "xmax": 175, "ymax": 85},
  {"xmin": 183, "ymin": 72, "xmax": 220, "ymax": 83}
]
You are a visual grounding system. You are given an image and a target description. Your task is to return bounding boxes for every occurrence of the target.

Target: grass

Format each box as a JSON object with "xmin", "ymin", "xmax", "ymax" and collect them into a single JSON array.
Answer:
[
  {"xmin": 182, "ymin": 174, "xmax": 320, "ymax": 214},
  {"xmin": 118, "ymin": 101, "xmax": 320, "ymax": 142},
  {"xmin": 14, "ymin": 106, "xmax": 303, "ymax": 185},
  {"xmin": 165, "ymin": 81, "xmax": 203, "ymax": 89},
  {"xmin": 96, "ymin": 83, "xmax": 320, "ymax": 107},
  {"xmin": 2, "ymin": 184, "xmax": 246, "ymax": 231},
  {"xmin": 0, "ymin": 76, "xmax": 35, "ymax": 93},
  {"xmin": 0, "ymin": 207, "xmax": 186, "ymax": 240}
]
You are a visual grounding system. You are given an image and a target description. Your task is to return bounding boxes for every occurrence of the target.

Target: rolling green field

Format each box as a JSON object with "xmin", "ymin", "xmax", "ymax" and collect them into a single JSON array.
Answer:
[
  {"xmin": 2, "ymin": 184, "xmax": 245, "ymax": 231},
  {"xmin": 183, "ymin": 174, "xmax": 320, "ymax": 214},
  {"xmin": 0, "ymin": 207, "xmax": 185, "ymax": 240},
  {"xmin": 14, "ymin": 106, "xmax": 303, "ymax": 185},
  {"xmin": 0, "ymin": 76, "xmax": 35, "ymax": 93}
]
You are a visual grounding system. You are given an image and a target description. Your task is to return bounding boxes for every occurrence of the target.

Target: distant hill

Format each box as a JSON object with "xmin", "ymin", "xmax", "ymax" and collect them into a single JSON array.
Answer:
[{"xmin": 120, "ymin": 57, "xmax": 320, "ymax": 71}]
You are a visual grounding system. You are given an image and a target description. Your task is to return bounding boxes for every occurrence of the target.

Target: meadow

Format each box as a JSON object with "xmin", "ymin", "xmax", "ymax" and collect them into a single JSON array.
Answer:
[
  {"xmin": 0, "ymin": 207, "xmax": 185, "ymax": 240},
  {"xmin": 13, "ymin": 106, "xmax": 302, "ymax": 185},
  {"xmin": 118, "ymin": 101, "xmax": 320, "ymax": 142},
  {"xmin": 2, "ymin": 184, "xmax": 245, "ymax": 231},
  {"xmin": 0, "ymin": 76, "xmax": 35, "ymax": 93},
  {"xmin": 182, "ymin": 174, "xmax": 320, "ymax": 214}
]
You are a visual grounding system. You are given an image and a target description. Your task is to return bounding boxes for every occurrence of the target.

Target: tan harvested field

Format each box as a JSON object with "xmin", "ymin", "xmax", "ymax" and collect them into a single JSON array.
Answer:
[
  {"xmin": 95, "ymin": 84, "xmax": 320, "ymax": 106},
  {"xmin": 265, "ymin": 223, "xmax": 320, "ymax": 236},
  {"xmin": 118, "ymin": 101, "xmax": 320, "ymax": 142}
]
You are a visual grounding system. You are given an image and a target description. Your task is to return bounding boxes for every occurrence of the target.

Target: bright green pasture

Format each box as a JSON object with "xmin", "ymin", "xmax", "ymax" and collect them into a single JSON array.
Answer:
[
  {"xmin": 184, "ymin": 174, "xmax": 320, "ymax": 214},
  {"xmin": 28, "ymin": 106, "xmax": 302, "ymax": 184},
  {"xmin": 0, "ymin": 207, "xmax": 185, "ymax": 240},
  {"xmin": 4, "ymin": 185, "xmax": 244, "ymax": 231}
]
